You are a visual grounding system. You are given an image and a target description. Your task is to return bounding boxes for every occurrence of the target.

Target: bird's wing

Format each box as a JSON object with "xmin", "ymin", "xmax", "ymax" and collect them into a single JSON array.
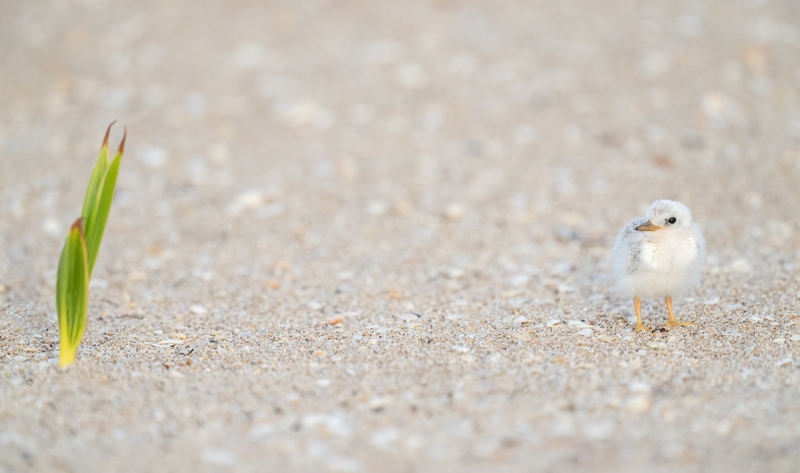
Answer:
[{"xmin": 612, "ymin": 218, "xmax": 647, "ymax": 277}]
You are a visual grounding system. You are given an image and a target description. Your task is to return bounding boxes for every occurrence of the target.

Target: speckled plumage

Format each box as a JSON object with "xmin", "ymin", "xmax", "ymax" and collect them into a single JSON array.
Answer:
[{"xmin": 612, "ymin": 200, "xmax": 706, "ymax": 299}]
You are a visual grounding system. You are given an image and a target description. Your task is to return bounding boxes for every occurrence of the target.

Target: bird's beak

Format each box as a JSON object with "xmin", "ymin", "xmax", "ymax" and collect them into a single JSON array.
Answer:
[{"xmin": 635, "ymin": 220, "xmax": 664, "ymax": 232}]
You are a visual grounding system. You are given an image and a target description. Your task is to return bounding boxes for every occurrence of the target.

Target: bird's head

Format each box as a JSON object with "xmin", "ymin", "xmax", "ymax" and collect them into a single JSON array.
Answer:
[{"xmin": 636, "ymin": 200, "xmax": 693, "ymax": 233}]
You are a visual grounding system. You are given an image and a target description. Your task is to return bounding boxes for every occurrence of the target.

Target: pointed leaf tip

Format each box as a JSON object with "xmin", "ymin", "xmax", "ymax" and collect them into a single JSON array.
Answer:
[
  {"xmin": 117, "ymin": 127, "xmax": 127, "ymax": 155},
  {"xmin": 102, "ymin": 120, "xmax": 117, "ymax": 148},
  {"xmin": 71, "ymin": 217, "xmax": 85, "ymax": 236}
]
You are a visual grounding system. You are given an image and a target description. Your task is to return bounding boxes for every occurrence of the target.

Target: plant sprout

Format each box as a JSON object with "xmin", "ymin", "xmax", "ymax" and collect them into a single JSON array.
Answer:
[{"xmin": 57, "ymin": 123, "xmax": 125, "ymax": 367}]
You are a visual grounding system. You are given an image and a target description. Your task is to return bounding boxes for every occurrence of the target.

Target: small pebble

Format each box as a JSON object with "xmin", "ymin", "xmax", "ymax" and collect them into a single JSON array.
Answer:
[
  {"xmin": 302, "ymin": 413, "xmax": 352, "ymax": 437},
  {"xmin": 281, "ymin": 100, "xmax": 334, "ymax": 130},
  {"xmin": 190, "ymin": 305, "xmax": 207, "ymax": 315},
  {"xmin": 451, "ymin": 345, "xmax": 470, "ymax": 353},
  {"xmin": 507, "ymin": 332, "xmax": 531, "ymax": 342},
  {"xmin": 42, "ymin": 217, "xmax": 61, "ymax": 237},
  {"xmin": 625, "ymin": 395, "xmax": 652, "ymax": 413},
  {"xmin": 446, "ymin": 268, "xmax": 465, "ymax": 279},
  {"xmin": 366, "ymin": 200, "xmax": 389, "ymax": 216},
  {"xmin": 730, "ymin": 258, "xmax": 752, "ymax": 273},
  {"xmin": 546, "ymin": 319, "xmax": 561, "ymax": 327},
  {"xmin": 444, "ymin": 203, "xmax": 466, "ymax": 221},
  {"xmin": 577, "ymin": 328, "xmax": 593, "ymax": 337},
  {"xmin": 509, "ymin": 274, "xmax": 531, "ymax": 287},
  {"xmin": 139, "ymin": 146, "xmax": 168, "ymax": 169},
  {"xmin": 228, "ymin": 191, "xmax": 265, "ymax": 215},
  {"xmin": 790, "ymin": 334, "xmax": 800, "ymax": 341},
  {"xmin": 128, "ymin": 271, "xmax": 147, "ymax": 282},
  {"xmin": 369, "ymin": 396, "xmax": 394, "ymax": 410},
  {"xmin": 307, "ymin": 301, "xmax": 323, "ymax": 311},
  {"xmin": 394, "ymin": 63, "xmax": 427, "ymax": 89}
]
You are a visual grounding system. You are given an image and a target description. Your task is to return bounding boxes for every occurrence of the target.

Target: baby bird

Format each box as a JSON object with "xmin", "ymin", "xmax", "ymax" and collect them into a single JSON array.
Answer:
[{"xmin": 612, "ymin": 200, "xmax": 705, "ymax": 331}]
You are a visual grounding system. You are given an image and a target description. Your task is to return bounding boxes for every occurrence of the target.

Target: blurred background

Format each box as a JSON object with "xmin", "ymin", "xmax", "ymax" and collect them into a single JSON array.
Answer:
[
  {"xmin": 2, "ymin": 0, "xmax": 799, "ymax": 320},
  {"xmin": 2, "ymin": 1, "xmax": 800, "ymax": 471}
]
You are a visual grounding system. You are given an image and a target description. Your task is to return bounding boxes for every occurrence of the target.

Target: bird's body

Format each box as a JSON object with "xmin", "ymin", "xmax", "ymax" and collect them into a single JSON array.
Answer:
[{"xmin": 611, "ymin": 200, "xmax": 705, "ymax": 331}]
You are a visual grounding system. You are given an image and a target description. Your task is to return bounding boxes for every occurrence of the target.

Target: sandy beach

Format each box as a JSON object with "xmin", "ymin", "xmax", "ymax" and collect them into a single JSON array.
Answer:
[{"xmin": 2, "ymin": 1, "xmax": 800, "ymax": 471}]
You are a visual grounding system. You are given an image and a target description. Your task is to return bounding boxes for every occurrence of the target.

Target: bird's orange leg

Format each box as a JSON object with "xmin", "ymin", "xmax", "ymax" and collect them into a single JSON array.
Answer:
[
  {"xmin": 664, "ymin": 295, "xmax": 694, "ymax": 329},
  {"xmin": 634, "ymin": 296, "xmax": 650, "ymax": 332}
]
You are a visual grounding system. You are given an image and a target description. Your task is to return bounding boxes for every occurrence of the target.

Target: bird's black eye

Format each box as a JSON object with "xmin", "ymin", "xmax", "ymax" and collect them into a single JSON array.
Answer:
[{"xmin": 667, "ymin": 217, "xmax": 677, "ymax": 224}]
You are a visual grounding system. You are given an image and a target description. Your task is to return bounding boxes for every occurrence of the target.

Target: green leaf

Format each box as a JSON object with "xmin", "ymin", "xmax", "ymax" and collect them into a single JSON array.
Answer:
[
  {"xmin": 57, "ymin": 218, "xmax": 89, "ymax": 367},
  {"xmin": 81, "ymin": 123, "xmax": 125, "ymax": 275},
  {"xmin": 56, "ymin": 123, "xmax": 126, "ymax": 367},
  {"xmin": 80, "ymin": 122, "xmax": 112, "ymax": 223}
]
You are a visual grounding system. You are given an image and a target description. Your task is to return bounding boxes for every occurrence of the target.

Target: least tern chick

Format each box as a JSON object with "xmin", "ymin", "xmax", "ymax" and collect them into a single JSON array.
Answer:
[{"xmin": 612, "ymin": 199, "xmax": 705, "ymax": 332}]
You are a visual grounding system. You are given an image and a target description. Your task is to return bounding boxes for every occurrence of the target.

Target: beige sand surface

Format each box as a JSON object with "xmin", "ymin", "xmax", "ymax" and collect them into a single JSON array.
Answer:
[{"xmin": 2, "ymin": 1, "xmax": 800, "ymax": 471}]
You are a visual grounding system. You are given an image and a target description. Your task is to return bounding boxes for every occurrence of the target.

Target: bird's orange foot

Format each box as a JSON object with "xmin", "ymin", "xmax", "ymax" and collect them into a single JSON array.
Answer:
[
  {"xmin": 665, "ymin": 320, "xmax": 694, "ymax": 329},
  {"xmin": 635, "ymin": 323, "xmax": 652, "ymax": 332}
]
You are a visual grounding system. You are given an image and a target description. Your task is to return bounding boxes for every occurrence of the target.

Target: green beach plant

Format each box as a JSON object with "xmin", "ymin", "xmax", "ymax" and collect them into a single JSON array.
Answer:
[{"xmin": 57, "ymin": 123, "xmax": 126, "ymax": 367}]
